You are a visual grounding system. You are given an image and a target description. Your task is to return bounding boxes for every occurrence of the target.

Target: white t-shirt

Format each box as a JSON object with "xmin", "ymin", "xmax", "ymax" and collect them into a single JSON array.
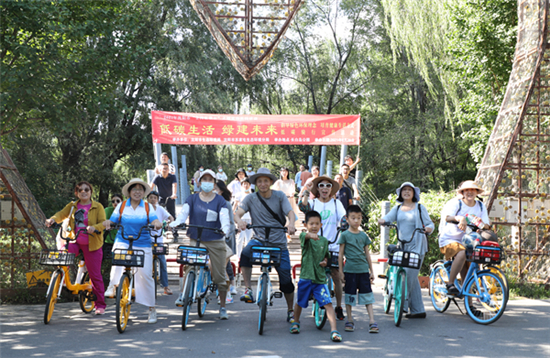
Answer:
[
  {"xmin": 310, "ymin": 198, "xmax": 346, "ymax": 252},
  {"xmin": 228, "ymin": 180, "xmax": 243, "ymax": 196},
  {"xmin": 151, "ymin": 205, "xmax": 171, "ymax": 244},
  {"xmin": 216, "ymin": 172, "xmax": 228, "ymax": 182},
  {"xmin": 438, "ymin": 198, "xmax": 490, "ymax": 247}
]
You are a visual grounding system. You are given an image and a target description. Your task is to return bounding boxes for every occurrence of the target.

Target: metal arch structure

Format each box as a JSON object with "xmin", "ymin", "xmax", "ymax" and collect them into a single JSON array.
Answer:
[
  {"xmin": 189, "ymin": 0, "xmax": 304, "ymax": 81},
  {"xmin": 476, "ymin": 0, "xmax": 550, "ymax": 281}
]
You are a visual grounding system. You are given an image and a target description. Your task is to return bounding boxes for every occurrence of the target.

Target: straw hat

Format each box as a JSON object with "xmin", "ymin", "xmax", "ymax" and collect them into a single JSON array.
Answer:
[
  {"xmin": 248, "ymin": 167, "xmax": 278, "ymax": 185},
  {"xmin": 311, "ymin": 175, "xmax": 340, "ymax": 197},
  {"xmin": 457, "ymin": 180, "xmax": 484, "ymax": 195},
  {"xmin": 122, "ymin": 178, "xmax": 151, "ymax": 198}
]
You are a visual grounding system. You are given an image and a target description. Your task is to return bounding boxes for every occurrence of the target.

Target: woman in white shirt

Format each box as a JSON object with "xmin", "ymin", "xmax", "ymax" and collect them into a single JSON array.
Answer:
[{"xmin": 272, "ymin": 167, "xmax": 299, "ymax": 218}]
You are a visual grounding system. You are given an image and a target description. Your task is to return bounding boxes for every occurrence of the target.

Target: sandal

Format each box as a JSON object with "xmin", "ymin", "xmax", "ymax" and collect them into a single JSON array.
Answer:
[
  {"xmin": 290, "ymin": 322, "xmax": 300, "ymax": 334},
  {"xmin": 369, "ymin": 322, "xmax": 379, "ymax": 333},
  {"xmin": 330, "ymin": 330, "xmax": 342, "ymax": 342},
  {"xmin": 469, "ymin": 306, "xmax": 483, "ymax": 318},
  {"xmin": 164, "ymin": 287, "xmax": 173, "ymax": 295},
  {"xmin": 344, "ymin": 321, "xmax": 354, "ymax": 332}
]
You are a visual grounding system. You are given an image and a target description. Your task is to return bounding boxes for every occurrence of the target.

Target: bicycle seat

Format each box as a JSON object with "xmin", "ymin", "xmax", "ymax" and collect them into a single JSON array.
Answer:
[{"xmin": 387, "ymin": 244, "xmax": 399, "ymax": 255}]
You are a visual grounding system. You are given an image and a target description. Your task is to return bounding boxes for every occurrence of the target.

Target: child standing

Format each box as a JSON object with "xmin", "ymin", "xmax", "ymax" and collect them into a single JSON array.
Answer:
[
  {"xmin": 290, "ymin": 211, "xmax": 342, "ymax": 342},
  {"xmin": 338, "ymin": 205, "xmax": 379, "ymax": 333}
]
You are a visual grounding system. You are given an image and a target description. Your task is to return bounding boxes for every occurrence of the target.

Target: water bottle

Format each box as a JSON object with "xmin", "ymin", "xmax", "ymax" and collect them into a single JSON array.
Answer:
[{"xmin": 465, "ymin": 214, "xmax": 484, "ymax": 229}]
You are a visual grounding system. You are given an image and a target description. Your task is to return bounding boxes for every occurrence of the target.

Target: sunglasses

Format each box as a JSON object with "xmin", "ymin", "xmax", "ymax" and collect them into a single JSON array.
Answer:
[
  {"xmin": 112, "ymin": 199, "xmax": 121, "ymax": 204},
  {"xmin": 318, "ymin": 183, "xmax": 333, "ymax": 188},
  {"xmin": 78, "ymin": 188, "xmax": 91, "ymax": 193}
]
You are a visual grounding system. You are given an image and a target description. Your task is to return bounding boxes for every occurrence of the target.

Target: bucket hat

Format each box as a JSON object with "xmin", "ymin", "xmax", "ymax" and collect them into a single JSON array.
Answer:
[
  {"xmin": 248, "ymin": 167, "xmax": 277, "ymax": 185},
  {"xmin": 396, "ymin": 182, "xmax": 421, "ymax": 203}
]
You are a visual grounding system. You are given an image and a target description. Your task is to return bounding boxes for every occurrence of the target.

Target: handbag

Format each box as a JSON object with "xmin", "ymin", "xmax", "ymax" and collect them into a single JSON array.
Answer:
[{"xmin": 56, "ymin": 203, "xmax": 75, "ymax": 249}]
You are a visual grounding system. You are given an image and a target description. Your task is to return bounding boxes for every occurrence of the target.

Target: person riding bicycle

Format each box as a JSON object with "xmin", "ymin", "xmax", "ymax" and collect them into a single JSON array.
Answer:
[
  {"xmin": 45, "ymin": 181, "xmax": 107, "ymax": 315},
  {"xmin": 170, "ymin": 169, "xmax": 232, "ymax": 320},
  {"xmin": 146, "ymin": 190, "xmax": 174, "ymax": 295},
  {"xmin": 102, "ymin": 178, "xmax": 163, "ymax": 324},
  {"xmin": 438, "ymin": 180, "xmax": 490, "ymax": 296},
  {"xmin": 298, "ymin": 175, "xmax": 347, "ymax": 321},
  {"xmin": 377, "ymin": 182, "xmax": 434, "ymax": 319},
  {"xmin": 234, "ymin": 167, "xmax": 297, "ymax": 323}
]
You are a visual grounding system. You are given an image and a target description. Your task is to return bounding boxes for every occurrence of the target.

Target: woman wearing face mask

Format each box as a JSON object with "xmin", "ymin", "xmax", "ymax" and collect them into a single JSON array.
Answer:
[
  {"xmin": 216, "ymin": 165, "xmax": 228, "ymax": 183},
  {"xmin": 233, "ymin": 178, "xmax": 253, "ymax": 258},
  {"xmin": 170, "ymin": 170, "xmax": 232, "ymax": 320}
]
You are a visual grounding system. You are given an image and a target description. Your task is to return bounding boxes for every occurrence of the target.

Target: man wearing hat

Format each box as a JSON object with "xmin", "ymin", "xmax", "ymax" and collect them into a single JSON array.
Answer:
[
  {"xmin": 299, "ymin": 175, "xmax": 347, "ymax": 320},
  {"xmin": 234, "ymin": 168, "xmax": 297, "ymax": 322},
  {"xmin": 438, "ymin": 180, "xmax": 491, "ymax": 296}
]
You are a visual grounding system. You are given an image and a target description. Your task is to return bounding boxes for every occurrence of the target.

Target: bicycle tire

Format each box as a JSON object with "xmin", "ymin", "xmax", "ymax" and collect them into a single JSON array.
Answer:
[
  {"xmin": 197, "ymin": 269, "xmax": 211, "ymax": 318},
  {"xmin": 314, "ymin": 299, "xmax": 327, "ymax": 330},
  {"xmin": 153, "ymin": 257, "xmax": 159, "ymax": 301},
  {"xmin": 464, "ymin": 272, "xmax": 506, "ymax": 325},
  {"xmin": 393, "ymin": 269, "xmax": 406, "ymax": 326},
  {"xmin": 116, "ymin": 273, "xmax": 131, "ymax": 333},
  {"xmin": 383, "ymin": 267, "xmax": 393, "ymax": 314},
  {"xmin": 78, "ymin": 272, "xmax": 95, "ymax": 314},
  {"xmin": 44, "ymin": 269, "xmax": 62, "ymax": 324},
  {"xmin": 485, "ymin": 265, "xmax": 509, "ymax": 309},
  {"xmin": 182, "ymin": 271, "xmax": 195, "ymax": 330},
  {"xmin": 430, "ymin": 264, "xmax": 451, "ymax": 313},
  {"xmin": 258, "ymin": 274, "xmax": 268, "ymax": 335}
]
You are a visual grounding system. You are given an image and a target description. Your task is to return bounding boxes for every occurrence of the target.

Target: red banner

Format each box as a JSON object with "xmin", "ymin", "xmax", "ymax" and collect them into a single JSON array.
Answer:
[{"xmin": 151, "ymin": 111, "xmax": 360, "ymax": 145}]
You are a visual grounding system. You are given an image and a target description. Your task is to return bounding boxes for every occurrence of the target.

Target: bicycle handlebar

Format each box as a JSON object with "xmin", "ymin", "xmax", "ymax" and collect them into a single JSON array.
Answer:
[
  {"xmin": 171, "ymin": 223, "xmax": 224, "ymax": 246},
  {"xmin": 108, "ymin": 223, "xmax": 155, "ymax": 242},
  {"xmin": 380, "ymin": 222, "xmax": 425, "ymax": 244},
  {"xmin": 50, "ymin": 223, "xmax": 100, "ymax": 242},
  {"xmin": 448, "ymin": 220, "xmax": 480, "ymax": 231}
]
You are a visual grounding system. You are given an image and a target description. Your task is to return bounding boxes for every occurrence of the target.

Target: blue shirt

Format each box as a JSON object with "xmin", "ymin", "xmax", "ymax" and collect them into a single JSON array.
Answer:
[
  {"xmin": 295, "ymin": 171, "xmax": 302, "ymax": 189},
  {"xmin": 110, "ymin": 199, "xmax": 158, "ymax": 247},
  {"xmin": 186, "ymin": 193, "xmax": 226, "ymax": 242}
]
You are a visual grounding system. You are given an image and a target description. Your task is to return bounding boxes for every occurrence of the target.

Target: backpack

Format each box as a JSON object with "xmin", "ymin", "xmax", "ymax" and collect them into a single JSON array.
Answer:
[
  {"xmin": 117, "ymin": 200, "xmax": 150, "ymax": 224},
  {"xmin": 455, "ymin": 199, "xmax": 484, "ymax": 215}
]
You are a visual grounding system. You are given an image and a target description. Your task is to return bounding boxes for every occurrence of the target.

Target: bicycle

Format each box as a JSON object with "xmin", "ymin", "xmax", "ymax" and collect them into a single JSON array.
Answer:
[
  {"xmin": 312, "ymin": 264, "xmax": 334, "ymax": 330},
  {"xmin": 109, "ymin": 223, "xmax": 153, "ymax": 333},
  {"xmin": 151, "ymin": 222, "xmax": 169, "ymax": 300},
  {"xmin": 429, "ymin": 222, "xmax": 508, "ymax": 325},
  {"xmin": 247, "ymin": 224, "xmax": 286, "ymax": 335},
  {"xmin": 40, "ymin": 223, "xmax": 99, "ymax": 324},
  {"xmin": 379, "ymin": 223, "xmax": 425, "ymax": 327},
  {"xmin": 173, "ymin": 223, "xmax": 222, "ymax": 330}
]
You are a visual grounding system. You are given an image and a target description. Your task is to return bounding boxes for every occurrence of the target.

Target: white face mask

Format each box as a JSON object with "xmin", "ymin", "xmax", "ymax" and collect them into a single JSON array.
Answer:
[{"xmin": 201, "ymin": 182, "xmax": 214, "ymax": 193}]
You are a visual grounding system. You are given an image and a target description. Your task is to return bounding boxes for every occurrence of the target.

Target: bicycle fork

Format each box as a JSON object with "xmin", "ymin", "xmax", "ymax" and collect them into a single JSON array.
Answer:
[{"xmin": 47, "ymin": 268, "xmax": 66, "ymax": 299}]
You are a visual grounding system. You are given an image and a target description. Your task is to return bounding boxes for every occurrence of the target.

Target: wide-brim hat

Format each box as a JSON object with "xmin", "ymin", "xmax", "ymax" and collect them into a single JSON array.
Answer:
[
  {"xmin": 396, "ymin": 182, "xmax": 421, "ymax": 203},
  {"xmin": 311, "ymin": 175, "xmax": 340, "ymax": 197},
  {"xmin": 249, "ymin": 167, "xmax": 277, "ymax": 185},
  {"xmin": 122, "ymin": 178, "xmax": 151, "ymax": 198},
  {"xmin": 457, "ymin": 180, "xmax": 484, "ymax": 195},
  {"xmin": 199, "ymin": 169, "xmax": 217, "ymax": 182}
]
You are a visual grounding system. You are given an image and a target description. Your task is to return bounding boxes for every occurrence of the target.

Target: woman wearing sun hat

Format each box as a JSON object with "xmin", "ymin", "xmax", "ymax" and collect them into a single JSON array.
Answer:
[
  {"xmin": 299, "ymin": 175, "xmax": 348, "ymax": 320},
  {"xmin": 378, "ymin": 182, "xmax": 434, "ymax": 318},
  {"xmin": 102, "ymin": 178, "xmax": 163, "ymax": 324},
  {"xmin": 438, "ymin": 180, "xmax": 490, "ymax": 296}
]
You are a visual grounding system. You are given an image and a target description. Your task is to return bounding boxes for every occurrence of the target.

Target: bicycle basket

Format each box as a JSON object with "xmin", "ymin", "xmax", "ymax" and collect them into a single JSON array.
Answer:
[
  {"xmin": 389, "ymin": 250, "xmax": 421, "ymax": 269},
  {"xmin": 251, "ymin": 246, "xmax": 282, "ymax": 267},
  {"xmin": 467, "ymin": 241, "xmax": 502, "ymax": 264},
  {"xmin": 112, "ymin": 248, "xmax": 145, "ymax": 267},
  {"xmin": 329, "ymin": 251, "xmax": 339, "ymax": 268},
  {"xmin": 152, "ymin": 243, "xmax": 169, "ymax": 256},
  {"xmin": 177, "ymin": 246, "xmax": 208, "ymax": 266},
  {"xmin": 40, "ymin": 250, "xmax": 75, "ymax": 266}
]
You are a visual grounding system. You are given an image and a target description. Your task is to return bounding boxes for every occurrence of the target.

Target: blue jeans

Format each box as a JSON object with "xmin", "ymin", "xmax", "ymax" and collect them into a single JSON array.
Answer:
[
  {"xmin": 239, "ymin": 239, "xmax": 294, "ymax": 294},
  {"xmin": 158, "ymin": 254, "xmax": 169, "ymax": 288}
]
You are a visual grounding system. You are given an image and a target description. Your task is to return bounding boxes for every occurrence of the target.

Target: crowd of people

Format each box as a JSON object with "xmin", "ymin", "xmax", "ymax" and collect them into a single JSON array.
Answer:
[{"xmin": 44, "ymin": 152, "xmax": 491, "ymax": 342}]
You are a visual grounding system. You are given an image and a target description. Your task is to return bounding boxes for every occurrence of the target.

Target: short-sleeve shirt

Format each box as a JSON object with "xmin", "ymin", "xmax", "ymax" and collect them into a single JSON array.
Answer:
[
  {"xmin": 342, "ymin": 176, "xmax": 356, "ymax": 192},
  {"xmin": 152, "ymin": 174, "xmax": 177, "ymax": 199},
  {"xmin": 239, "ymin": 191, "xmax": 292, "ymax": 249},
  {"xmin": 110, "ymin": 199, "xmax": 159, "ymax": 247},
  {"xmin": 438, "ymin": 198, "xmax": 490, "ymax": 248},
  {"xmin": 338, "ymin": 230, "xmax": 371, "ymax": 273},
  {"xmin": 336, "ymin": 187, "xmax": 352, "ymax": 211},
  {"xmin": 299, "ymin": 232, "xmax": 329, "ymax": 284},
  {"xmin": 185, "ymin": 193, "xmax": 227, "ymax": 242},
  {"xmin": 309, "ymin": 198, "xmax": 346, "ymax": 252},
  {"xmin": 300, "ymin": 171, "xmax": 312, "ymax": 184},
  {"xmin": 150, "ymin": 205, "xmax": 171, "ymax": 243}
]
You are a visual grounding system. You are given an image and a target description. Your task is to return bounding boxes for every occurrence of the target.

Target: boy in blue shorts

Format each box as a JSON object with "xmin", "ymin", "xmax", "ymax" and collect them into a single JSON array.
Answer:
[
  {"xmin": 338, "ymin": 205, "xmax": 378, "ymax": 333},
  {"xmin": 290, "ymin": 210, "xmax": 342, "ymax": 342}
]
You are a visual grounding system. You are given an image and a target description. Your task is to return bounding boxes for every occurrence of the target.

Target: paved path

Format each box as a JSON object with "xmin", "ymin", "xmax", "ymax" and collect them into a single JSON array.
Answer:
[{"xmin": 2, "ymin": 287, "xmax": 549, "ymax": 358}]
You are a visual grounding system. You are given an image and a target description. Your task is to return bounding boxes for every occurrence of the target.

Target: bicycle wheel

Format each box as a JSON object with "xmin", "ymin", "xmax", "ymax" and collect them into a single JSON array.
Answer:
[
  {"xmin": 182, "ymin": 271, "xmax": 195, "ymax": 330},
  {"xmin": 116, "ymin": 273, "xmax": 131, "ymax": 333},
  {"xmin": 393, "ymin": 269, "xmax": 406, "ymax": 327},
  {"xmin": 197, "ymin": 269, "xmax": 211, "ymax": 318},
  {"xmin": 485, "ymin": 265, "xmax": 509, "ymax": 309},
  {"xmin": 430, "ymin": 264, "xmax": 451, "ymax": 313},
  {"xmin": 314, "ymin": 299, "xmax": 327, "ymax": 330},
  {"xmin": 44, "ymin": 269, "xmax": 62, "ymax": 324},
  {"xmin": 153, "ymin": 257, "xmax": 159, "ymax": 301},
  {"xmin": 258, "ymin": 274, "xmax": 268, "ymax": 335},
  {"xmin": 383, "ymin": 267, "xmax": 393, "ymax": 314},
  {"xmin": 78, "ymin": 272, "xmax": 95, "ymax": 314},
  {"xmin": 464, "ymin": 272, "xmax": 506, "ymax": 325}
]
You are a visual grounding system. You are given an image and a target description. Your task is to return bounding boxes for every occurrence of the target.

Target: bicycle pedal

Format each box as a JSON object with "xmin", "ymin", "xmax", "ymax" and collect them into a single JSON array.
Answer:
[
  {"xmin": 378, "ymin": 274, "xmax": 387, "ymax": 279},
  {"xmin": 273, "ymin": 292, "xmax": 283, "ymax": 299}
]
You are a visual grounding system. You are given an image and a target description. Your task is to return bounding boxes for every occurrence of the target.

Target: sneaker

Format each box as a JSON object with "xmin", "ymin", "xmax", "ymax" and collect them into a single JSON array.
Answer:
[
  {"xmin": 287, "ymin": 310, "xmax": 295, "ymax": 323},
  {"xmin": 230, "ymin": 285, "xmax": 237, "ymax": 296},
  {"xmin": 104, "ymin": 285, "xmax": 115, "ymax": 298},
  {"xmin": 219, "ymin": 307, "xmax": 228, "ymax": 320},
  {"xmin": 148, "ymin": 308, "xmax": 157, "ymax": 324},
  {"xmin": 335, "ymin": 306, "xmax": 345, "ymax": 321},
  {"xmin": 175, "ymin": 293, "xmax": 184, "ymax": 307},
  {"xmin": 226, "ymin": 295, "xmax": 234, "ymax": 304},
  {"xmin": 240, "ymin": 288, "xmax": 255, "ymax": 303},
  {"xmin": 447, "ymin": 283, "xmax": 459, "ymax": 296},
  {"xmin": 94, "ymin": 307, "xmax": 105, "ymax": 315},
  {"xmin": 164, "ymin": 287, "xmax": 173, "ymax": 295}
]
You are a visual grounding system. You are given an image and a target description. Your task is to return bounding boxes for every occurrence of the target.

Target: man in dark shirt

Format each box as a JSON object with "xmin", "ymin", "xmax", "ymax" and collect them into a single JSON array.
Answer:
[
  {"xmin": 151, "ymin": 163, "xmax": 178, "ymax": 218},
  {"xmin": 334, "ymin": 173, "xmax": 352, "ymax": 210}
]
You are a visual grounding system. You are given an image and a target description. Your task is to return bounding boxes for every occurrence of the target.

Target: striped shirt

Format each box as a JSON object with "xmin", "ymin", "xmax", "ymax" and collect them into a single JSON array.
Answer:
[{"xmin": 109, "ymin": 199, "xmax": 158, "ymax": 247}]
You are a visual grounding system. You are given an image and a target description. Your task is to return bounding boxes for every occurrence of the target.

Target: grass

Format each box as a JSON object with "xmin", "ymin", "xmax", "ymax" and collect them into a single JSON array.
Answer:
[{"xmin": 508, "ymin": 278, "xmax": 550, "ymax": 300}]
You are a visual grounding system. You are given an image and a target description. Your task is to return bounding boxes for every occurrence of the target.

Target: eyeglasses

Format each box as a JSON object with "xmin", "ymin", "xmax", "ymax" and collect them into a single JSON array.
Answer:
[
  {"xmin": 318, "ymin": 183, "xmax": 333, "ymax": 188},
  {"xmin": 78, "ymin": 188, "xmax": 91, "ymax": 193},
  {"xmin": 112, "ymin": 199, "xmax": 121, "ymax": 204}
]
